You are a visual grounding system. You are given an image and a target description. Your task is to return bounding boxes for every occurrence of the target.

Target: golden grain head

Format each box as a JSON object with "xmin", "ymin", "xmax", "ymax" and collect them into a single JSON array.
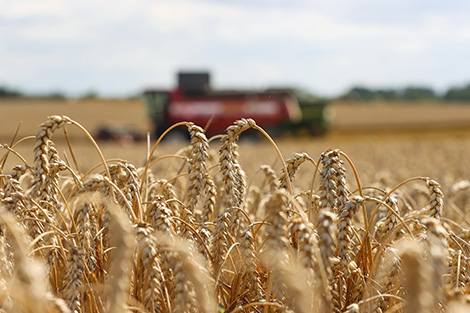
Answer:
[{"xmin": 0, "ymin": 116, "xmax": 468, "ymax": 313}]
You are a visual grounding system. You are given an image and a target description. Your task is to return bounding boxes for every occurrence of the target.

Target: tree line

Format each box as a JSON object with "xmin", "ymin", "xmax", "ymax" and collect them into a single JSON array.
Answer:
[
  {"xmin": 339, "ymin": 84, "xmax": 470, "ymax": 102},
  {"xmin": 1, "ymin": 83, "xmax": 470, "ymax": 102},
  {"xmin": 0, "ymin": 86, "xmax": 103, "ymax": 100}
]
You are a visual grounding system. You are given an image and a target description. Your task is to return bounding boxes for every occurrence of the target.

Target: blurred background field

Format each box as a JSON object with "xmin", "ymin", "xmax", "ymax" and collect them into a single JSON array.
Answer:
[
  {"xmin": 2, "ymin": 98, "xmax": 470, "ymax": 190},
  {"xmin": 3, "ymin": 98, "xmax": 470, "ymax": 141}
]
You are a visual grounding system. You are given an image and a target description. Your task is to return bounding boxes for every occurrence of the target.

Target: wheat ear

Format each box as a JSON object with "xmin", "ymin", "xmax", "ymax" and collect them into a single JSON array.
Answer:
[
  {"xmin": 426, "ymin": 178, "xmax": 444, "ymax": 219},
  {"xmin": 146, "ymin": 196, "xmax": 176, "ymax": 236},
  {"xmin": 423, "ymin": 218, "xmax": 449, "ymax": 311},
  {"xmin": 289, "ymin": 215, "xmax": 326, "ymax": 311},
  {"xmin": 72, "ymin": 199, "xmax": 97, "ymax": 271},
  {"xmin": 164, "ymin": 238, "xmax": 216, "ymax": 313},
  {"xmin": 185, "ymin": 123, "xmax": 210, "ymax": 218},
  {"xmin": 264, "ymin": 189, "xmax": 289, "ymax": 251},
  {"xmin": 375, "ymin": 193, "xmax": 400, "ymax": 241},
  {"xmin": 399, "ymin": 239, "xmax": 434, "ymax": 313},
  {"xmin": 32, "ymin": 115, "xmax": 72, "ymax": 199},
  {"xmin": 108, "ymin": 162, "xmax": 139, "ymax": 212},
  {"xmin": 336, "ymin": 196, "xmax": 364, "ymax": 275},
  {"xmin": 371, "ymin": 247, "xmax": 401, "ymax": 313},
  {"xmin": 2, "ymin": 172, "xmax": 29, "ymax": 227},
  {"xmin": 319, "ymin": 149, "xmax": 339, "ymax": 213},
  {"xmin": 262, "ymin": 249, "xmax": 312, "ymax": 313},
  {"xmin": 260, "ymin": 164, "xmax": 279, "ymax": 192},
  {"xmin": 105, "ymin": 205, "xmax": 134, "ymax": 313},
  {"xmin": 200, "ymin": 172, "xmax": 217, "ymax": 223},
  {"xmin": 448, "ymin": 248, "xmax": 469, "ymax": 299},
  {"xmin": 152, "ymin": 179, "xmax": 180, "ymax": 217},
  {"xmin": 315, "ymin": 208, "xmax": 336, "ymax": 311},
  {"xmin": 62, "ymin": 243, "xmax": 85, "ymax": 313},
  {"xmin": 218, "ymin": 118, "xmax": 256, "ymax": 208},
  {"xmin": 279, "ymin": 152, "xmax": 311, "ymax": 190},
  {"xmin": 133, "ymin": 223, "xmax": 164, "ymax": 312},
  {"xmin": 0, "ymin": 207, "xmax": 50, "ymax": 313},
  {"xmin": 211, "ymin": 211, "xmax": 231, "ymax": 275},
  {"xmin": 240, "ymin": 229, "xmax": 263, "ymax": 301}
]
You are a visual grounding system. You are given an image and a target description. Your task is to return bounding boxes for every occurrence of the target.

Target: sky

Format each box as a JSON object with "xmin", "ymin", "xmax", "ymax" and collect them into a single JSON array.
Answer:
[{"xmin": 1, "ymin": 0, "xmax": 469, "ymax": 97}]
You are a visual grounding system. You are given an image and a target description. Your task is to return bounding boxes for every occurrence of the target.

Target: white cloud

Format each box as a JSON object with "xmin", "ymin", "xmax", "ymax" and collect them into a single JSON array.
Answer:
[{"xmin": 0, "ymin": 0, "xmax": 469, "ymax": 96}]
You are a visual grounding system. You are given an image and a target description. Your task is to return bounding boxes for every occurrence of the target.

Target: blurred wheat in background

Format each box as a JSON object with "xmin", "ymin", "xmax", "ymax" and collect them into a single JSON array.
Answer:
[{"xmin": 0, "ymin": 115, "xmax": 469, "ymax": 313}]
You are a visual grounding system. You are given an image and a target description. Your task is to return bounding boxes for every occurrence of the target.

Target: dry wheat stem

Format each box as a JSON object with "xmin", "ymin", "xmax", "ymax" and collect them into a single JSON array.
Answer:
[{"xmin": 0, "ymin": 144, "xmax": 30, "ymax": 167}]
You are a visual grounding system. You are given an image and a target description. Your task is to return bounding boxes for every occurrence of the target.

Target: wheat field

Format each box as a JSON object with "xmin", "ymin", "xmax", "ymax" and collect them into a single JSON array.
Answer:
[{"xmin": 1, "ymin": 109, "xmax": 470, "ymax": 313}]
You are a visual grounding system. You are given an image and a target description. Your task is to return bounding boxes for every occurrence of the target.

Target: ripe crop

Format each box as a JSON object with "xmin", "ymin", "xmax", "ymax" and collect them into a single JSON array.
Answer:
[{"xmin": 0, "ymin": 115, "xmax": 469, "ymax": 313}]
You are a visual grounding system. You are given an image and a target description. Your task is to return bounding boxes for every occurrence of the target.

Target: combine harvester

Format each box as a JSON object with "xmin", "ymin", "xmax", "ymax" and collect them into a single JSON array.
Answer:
[{"xmin": 142, "ymin": 72, "xmax": 331, "ymax": 139}]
